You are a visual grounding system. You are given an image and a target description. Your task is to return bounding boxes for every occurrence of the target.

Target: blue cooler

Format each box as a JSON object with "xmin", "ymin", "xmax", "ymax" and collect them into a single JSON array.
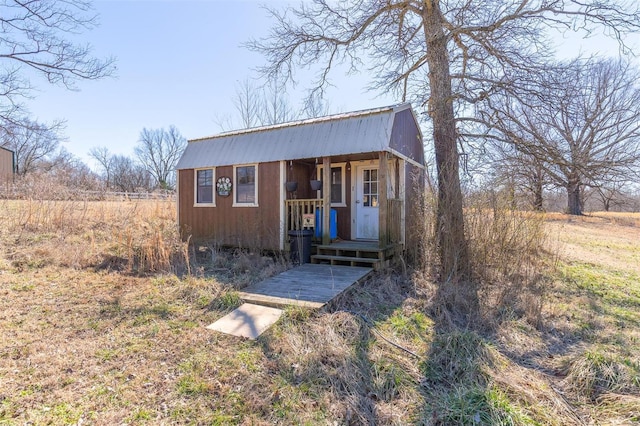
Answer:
[{"xmin": 315, "ymin": 208, "xmax": 337, "ymax": 239}]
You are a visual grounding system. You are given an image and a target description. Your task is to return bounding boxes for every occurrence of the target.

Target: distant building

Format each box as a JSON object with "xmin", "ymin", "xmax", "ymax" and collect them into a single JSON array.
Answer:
[{"xmin": 0, "ymin": 146, "xmax": 15, "ymax": 185}]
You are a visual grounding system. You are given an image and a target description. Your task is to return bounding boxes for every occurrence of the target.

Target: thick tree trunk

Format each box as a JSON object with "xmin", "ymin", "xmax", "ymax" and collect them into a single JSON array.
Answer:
[
  {"xmin": 532, "ymin": 164, "xmax": 544, "ymax": 211},
  {"xmin": 423, "ymin": 3, "xmax": 471, "ymax": 282},
  {"xmin": 567, "ymin": 177, "xmax": 582, "ymax": 215},
  {"xmin": 533, "ymin": 181, "xmax": 544, "ymax": 211},
  {"xmin": 533, "ymin": 186, "xmax": 544, "ymax": 212}
]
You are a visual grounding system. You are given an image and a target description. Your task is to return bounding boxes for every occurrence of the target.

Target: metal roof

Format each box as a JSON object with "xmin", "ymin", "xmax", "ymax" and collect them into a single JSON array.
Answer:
[{"xmin": 176, "ymin": 103, "xmax": 416, "ymax": 170}]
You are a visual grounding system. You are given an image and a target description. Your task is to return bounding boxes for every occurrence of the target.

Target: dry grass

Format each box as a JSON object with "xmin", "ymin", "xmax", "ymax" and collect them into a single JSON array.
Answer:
[
  {"xmin": 545, "ymin": 211, "xmax": 640, "ymax": 275},
  {"xmin": 0, "ymin": 198, "xmax": 187, "ymax": 275},
  {"xmin": 1, "ymin": 194, "xmax": 639, "ymax": 424}
]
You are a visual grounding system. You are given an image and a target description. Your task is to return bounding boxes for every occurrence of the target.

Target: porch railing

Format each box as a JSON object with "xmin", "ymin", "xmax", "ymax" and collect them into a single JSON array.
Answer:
[
  {"xmin": 285, "ymin": 198, "xmax": 323, "ymax": 233},
  {"xmin": 285, "ymin": 198, "xmax": 403, "ymax": 245}
]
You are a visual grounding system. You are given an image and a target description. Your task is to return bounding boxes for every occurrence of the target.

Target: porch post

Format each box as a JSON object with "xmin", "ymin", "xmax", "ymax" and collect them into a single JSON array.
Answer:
[
  {"xmin": 322, "ymin": 156, "xmax": 331, "ymax": 245},
  {"xmin": 379, "ymin": 151, "xmax": 389, "ymax": 247}
]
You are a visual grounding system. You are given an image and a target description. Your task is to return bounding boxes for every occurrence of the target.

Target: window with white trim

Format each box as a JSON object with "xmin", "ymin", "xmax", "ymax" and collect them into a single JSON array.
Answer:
[
  {"xmin": 194, "ymin": 168, "xmax": 215, "ymax": 206},
  {"xmin": 233, "ymin": 164, "xmax": 258, "ymax": 207},
  {"xmin": 316, "ymin": 163, "xmax": 346, "ymax": 207}
]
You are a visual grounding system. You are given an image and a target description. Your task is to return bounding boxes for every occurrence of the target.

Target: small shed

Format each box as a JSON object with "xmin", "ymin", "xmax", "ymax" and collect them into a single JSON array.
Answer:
[
  {"xmin": 0, "ymin": 146, "xmax": 15, "ymax": 185},
  {"xmin": 176, "ymin": 103, "xmax": 426, "ymax": 265}
]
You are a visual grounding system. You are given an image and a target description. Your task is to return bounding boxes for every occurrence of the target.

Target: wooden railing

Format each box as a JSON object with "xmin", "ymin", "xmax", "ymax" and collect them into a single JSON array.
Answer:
[
  {"xmin": 285, "ymin": 198, "xmax": 323, "ymax": 232},
  {"xmin": 387, "ymin": 198, "xmax": 403, "ymax": 244},
  {"xmin": 285, "ymin": 198, "xmax": 402, "ymax": 245}
]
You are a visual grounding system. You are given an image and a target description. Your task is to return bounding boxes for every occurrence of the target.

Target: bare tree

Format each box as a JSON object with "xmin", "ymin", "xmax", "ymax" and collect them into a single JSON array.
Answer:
[
  {"xmin": 488, "ymin": 59, "xmax": 640, "ymax": 215},
  {"xmin": 42, "ymin": 147, "xmax": 99, "ymax": 190},
  {"xmin": 110, "ymin": 155, "xmax": 152, "ymax": 193},
  {"xmin": 0, "ymin": 119, "xmax": 64, "ymax": 175},
  {"xmin": 301, "ymin": 93, "xmax": 332, "ymax": 120},
  {"xmin": 229, "ymin": 78, "xmax": 296, "ymax": 129},
  {"xmin": 591, "ymin": 178, "xmax": 630, "ymax": 212},
  {"xmin": 260, "ymin": 79, "xmax": 296, "ymax": 125},
  {"xmin": 233, "ymin": 79, "xmax": 263, "ymax": 129},
  {"xmin": 88, "ymin": 146, "xmax": 115, "ymax": 188},
  {"xmin": 0, "ymin": 0, "xmax": 115, "ymax": 126},
  {"xmin": 249, "ymin": 0, "xmax": 640, "ymax": 284},
  {"xmin": 488, "ymin": 140, "xmax": 552, "ymax": 211},
  {"xmin": 135, "ymin": 126, "xmax": 187, "ymax": 190}
]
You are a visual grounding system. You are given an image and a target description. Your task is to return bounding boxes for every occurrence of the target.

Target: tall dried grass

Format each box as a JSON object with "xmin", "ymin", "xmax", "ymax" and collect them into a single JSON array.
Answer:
[
  {"xmin": 465, "ymin": 190, "xmax": 551, "ymax": 328},
  {"xmin": 412, "ymin": 187, "xmax": 553, "ymax": 329},
  {"xmin": 0, "ymin": 185, "xmax": 189, "ymax": 275}
]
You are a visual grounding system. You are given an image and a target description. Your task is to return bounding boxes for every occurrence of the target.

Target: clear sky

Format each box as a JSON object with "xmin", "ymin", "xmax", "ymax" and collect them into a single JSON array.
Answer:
[
  {"xmin": 23, "ymin": 0, "xmax": 634, "ymax": 169},
  {"xmin": 26, "ymin": 0, "xmax": 397, "ymax": 167}
]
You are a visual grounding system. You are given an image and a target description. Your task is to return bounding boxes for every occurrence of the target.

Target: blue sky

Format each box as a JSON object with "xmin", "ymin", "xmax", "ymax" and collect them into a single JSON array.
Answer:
[
  {"xmin": 26, "ymin": 0, "xmax": 396, "ymax": 166},
  {"xmin": 24, "ymin": 0, "xmax": 634, "ymax": 168}
]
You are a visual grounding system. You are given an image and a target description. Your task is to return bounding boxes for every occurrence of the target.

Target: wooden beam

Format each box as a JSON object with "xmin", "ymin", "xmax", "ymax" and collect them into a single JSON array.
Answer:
[
  {"xmin": 322, "ymin": 157, "xmax": 331, "ymax": 245},
  {"xmin": 378, "ymin": 151, "xmax": 389, "ymax": 247}
]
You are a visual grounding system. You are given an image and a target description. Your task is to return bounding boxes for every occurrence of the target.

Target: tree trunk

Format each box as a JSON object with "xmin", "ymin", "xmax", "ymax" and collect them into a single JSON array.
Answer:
[
  {"xmin": 532, "ymin": 164, "xmax": 544, "ymax": 211},
  {"xmin": 567, "ymin": 177, "xmax": 582, "ymax": 215},
  {"xmin": 423, "ymin": 3, "xmax": 471, "ymax": 282},
  {"xmin": 533, "ymin": 181, "xmax": 544, "ymax": 211}
]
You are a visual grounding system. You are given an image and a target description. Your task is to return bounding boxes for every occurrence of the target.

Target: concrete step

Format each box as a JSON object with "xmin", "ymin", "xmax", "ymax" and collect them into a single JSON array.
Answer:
[{"xmin": 206, "ymin": 303, "xmax": 283, "ymax": 339}]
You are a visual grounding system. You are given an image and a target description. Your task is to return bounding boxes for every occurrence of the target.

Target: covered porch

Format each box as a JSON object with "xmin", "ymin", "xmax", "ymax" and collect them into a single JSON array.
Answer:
[{"xmin": 282, "ymin": 151, "xmax": 405, "ymax": 269}]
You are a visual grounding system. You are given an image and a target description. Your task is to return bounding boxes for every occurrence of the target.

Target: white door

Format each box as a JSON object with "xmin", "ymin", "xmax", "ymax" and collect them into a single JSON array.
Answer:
[{"xmin": 355, "ymin": 165, "xmax": 379, "ymax": 240}]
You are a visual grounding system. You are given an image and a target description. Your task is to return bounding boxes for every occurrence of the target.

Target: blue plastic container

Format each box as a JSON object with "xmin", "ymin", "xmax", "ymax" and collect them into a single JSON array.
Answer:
[{"xmin": 315, "ymin": 208, "xmax": 337, "ymax": 239}]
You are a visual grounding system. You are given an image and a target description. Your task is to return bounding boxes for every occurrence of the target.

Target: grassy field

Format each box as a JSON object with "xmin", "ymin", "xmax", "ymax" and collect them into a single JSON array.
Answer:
[{"xmin": 0, "ymin": 199, "xmax": 638, "ymax": 425}]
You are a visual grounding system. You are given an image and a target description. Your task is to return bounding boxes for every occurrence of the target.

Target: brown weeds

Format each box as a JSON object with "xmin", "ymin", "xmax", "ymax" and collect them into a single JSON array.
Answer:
[
  {"xmin": 0, "ymin": 197, "xmax": 188, "ymax": 275},
  {"xmin": 1, "ymin": 180, "xmax": 639, "ymax": 424}
]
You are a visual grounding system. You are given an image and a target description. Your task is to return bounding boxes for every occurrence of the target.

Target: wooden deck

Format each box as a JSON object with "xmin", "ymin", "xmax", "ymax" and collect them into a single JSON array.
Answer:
[
  {"xmin": 311, "ymin": 240, "xmax": 401, "ymax": 270},
  {"xmin": 238, "ymin": 263, "xmax": 373, "ymax": 309}
]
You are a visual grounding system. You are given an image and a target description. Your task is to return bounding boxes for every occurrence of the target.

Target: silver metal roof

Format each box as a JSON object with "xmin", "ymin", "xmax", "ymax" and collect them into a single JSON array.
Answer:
[{"xmin": 176, "ymin": 103, "xmax": 414, "ymax": 169}]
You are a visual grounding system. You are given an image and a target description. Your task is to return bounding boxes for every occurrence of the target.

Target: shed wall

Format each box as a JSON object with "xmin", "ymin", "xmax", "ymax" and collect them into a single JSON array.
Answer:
[
  {"xmin": 178, "ymin": 162, "xmax": 281, "ymax": 250},
  {"xmin": 389, "ymin": 108, "xmax": 424, "ymax": 165}
]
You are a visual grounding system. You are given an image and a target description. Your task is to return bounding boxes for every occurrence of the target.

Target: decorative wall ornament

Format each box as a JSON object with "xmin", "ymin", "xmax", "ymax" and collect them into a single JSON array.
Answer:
[{"xmin": 216, "ymin": 176, "xmax": 232, "ymax": 197}]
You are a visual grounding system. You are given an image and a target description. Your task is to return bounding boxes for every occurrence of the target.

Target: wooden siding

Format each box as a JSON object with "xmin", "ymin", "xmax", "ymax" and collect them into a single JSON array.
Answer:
[
  {"xmin": 178, "ymin": 162, "xmax": 281, "ymax": 250},
  {"xmin": 389, "ymin": 108, "xmax": 424, "ymax": 165},
  {"xmin": 387, "ymin": 199, "xmax": 403, "ymax": 244},
  {"xmin": 285, "ymin": 162, "xmax": 314, "ymax": 199},
  {"xmin": 178, "ymin": 155, "xmax": 419, "ymax": 252},
  {"xmin": 0, "ymin": 148, "xmax": 14, "ymax": 184},
  {"xmin": 335, "ymin": 163, "xmax": 351, "ymax": 240}
]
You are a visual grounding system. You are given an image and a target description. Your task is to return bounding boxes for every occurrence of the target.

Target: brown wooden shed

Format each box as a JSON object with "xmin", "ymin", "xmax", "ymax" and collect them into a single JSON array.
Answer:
[{"xmin": 176, "ymin": 103, "xmax": 425, "ymax": 266}]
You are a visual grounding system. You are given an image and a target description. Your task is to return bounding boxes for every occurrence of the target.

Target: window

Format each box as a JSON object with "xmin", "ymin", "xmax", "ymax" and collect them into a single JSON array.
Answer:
[
  {"xmin": 362, "ymin": 168, "xmax": 379, "ymax": 207},
  {"xmin": 233, "ymin": 164, "xmax": 258, "ymax": 206},
  {"xmin": 316, "ymin": 163, "xmax": 346, "ymax": 207},
  {"xmin": 195, "ymin": 168, "xmax": 215, "ymax": 206}
]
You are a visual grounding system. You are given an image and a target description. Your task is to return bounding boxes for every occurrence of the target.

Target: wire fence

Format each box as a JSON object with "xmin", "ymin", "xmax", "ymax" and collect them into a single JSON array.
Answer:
[{"xmin": 0, "ymin": 184, "xmax": 176, "ymax": 202}]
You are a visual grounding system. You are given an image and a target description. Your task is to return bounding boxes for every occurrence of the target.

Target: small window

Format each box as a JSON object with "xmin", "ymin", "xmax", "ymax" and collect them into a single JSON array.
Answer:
[
  {"xmin": 195, "ymin": 168, "xmax": 215, "ymax": 206},
  {"xmin": 233, "ymin": 164, "xmax": 258, "ymax": 207},
  {"xmin": 317, "ymin": 163, "xmax": 346, "ymax": 207},
  {"xmin": 362, "ymin": 168, "xmax": 379, "ymax": 207}
]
